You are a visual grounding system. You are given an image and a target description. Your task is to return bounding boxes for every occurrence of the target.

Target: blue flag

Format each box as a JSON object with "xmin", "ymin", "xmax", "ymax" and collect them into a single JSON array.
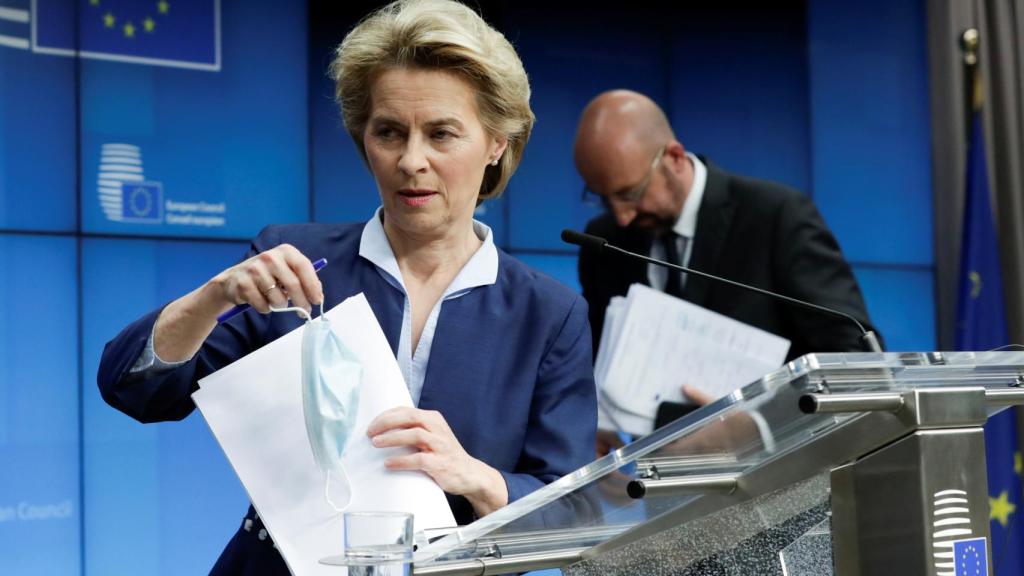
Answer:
[
  {"xmin": 34, "ymin": 0, "xmax": 220, "ymax": 71},
  {"xmin": 120, "ymin": 181, "xmax": 163, "ymax": 222},
  {"xmin": 956, "ymin": 112, "xmax": 1022, "ymax": 575},
  {"xmin": 954, "ymin": 537, "xmax": 989, "ymax": 576}
]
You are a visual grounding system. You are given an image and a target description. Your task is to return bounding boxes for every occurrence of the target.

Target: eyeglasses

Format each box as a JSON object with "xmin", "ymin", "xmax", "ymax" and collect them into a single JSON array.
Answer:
[{"xmin": 582, "ymin": 146, "xmax": 666, "ymax": 208}]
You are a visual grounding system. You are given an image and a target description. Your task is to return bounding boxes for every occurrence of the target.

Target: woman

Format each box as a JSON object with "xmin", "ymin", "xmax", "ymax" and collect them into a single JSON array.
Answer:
[{"xmin": 96, "ymin": 0, "xmax": 596, "ymax": 573}]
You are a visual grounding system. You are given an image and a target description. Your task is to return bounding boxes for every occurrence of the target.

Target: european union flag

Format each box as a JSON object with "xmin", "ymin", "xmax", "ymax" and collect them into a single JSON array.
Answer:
[
  {"xmin": 121, "ymin": 181, "xmax": 162, "ymax": 222},
  {"xmin": 955, "ymin": 112, "xmax": 1022, "ymax": 575},
  {"xmin": 34, "ymin": 0, "xmax": 219, "ymax": 71},
  {"xmin": 953, "ymin": 537, "xmax": 989, "ymax": 576}
]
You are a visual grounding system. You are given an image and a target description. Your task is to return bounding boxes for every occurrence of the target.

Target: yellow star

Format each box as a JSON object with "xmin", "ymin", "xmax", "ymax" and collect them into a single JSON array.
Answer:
[
  {"xmin": 969, "ymin": 271, "xmax": 982, "ymax": 299},
  {"xmin": 103, "ymin": 12, "xmax": 115, "ymax": 28},
  {"xmin": 990, "ymin": 490, "xmax": 1017, "ymax": 527},
  {"xmin": 157, "ymin": 0, "xmax": 169, "ymax": 15},
  {"xmin": 143, "ymin": 17, "xmax": 155, "ymax": 33},
  {"xmin": 123, "ymin": 21, "xmax": 135, "ymax": 38},
  {"xmin": 1016, "ymin": 452, "xmax": 1022, "ymax": 475},
  {"xmin": 90, "ymin": 0, "xmax": 100, "ymax": 5}
]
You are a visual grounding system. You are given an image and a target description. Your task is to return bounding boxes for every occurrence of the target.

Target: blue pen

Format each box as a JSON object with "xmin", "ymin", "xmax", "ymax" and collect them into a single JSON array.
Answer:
[{"xmin": 216, "ymin": 257, "xmax": 329, "ymax": 323}]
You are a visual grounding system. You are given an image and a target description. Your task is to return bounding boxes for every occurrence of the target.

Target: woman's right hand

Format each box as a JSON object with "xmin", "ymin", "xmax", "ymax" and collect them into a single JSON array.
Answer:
[
  {"xmin": 206, "ymin": 244, "xmax": 324, "ymax": 315},
  {"xmin": 153, "ymin": 244, "xmax": 323, "ymax": 363}
]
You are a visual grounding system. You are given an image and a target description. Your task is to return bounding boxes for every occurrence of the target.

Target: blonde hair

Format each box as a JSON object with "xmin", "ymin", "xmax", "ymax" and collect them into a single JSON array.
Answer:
[{"xmin": 329, "ymin": 0, "xmax": 534, "ymax": 201}]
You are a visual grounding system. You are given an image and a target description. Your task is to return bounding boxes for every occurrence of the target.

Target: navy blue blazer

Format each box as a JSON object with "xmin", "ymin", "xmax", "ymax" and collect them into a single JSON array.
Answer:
[{"xmin": 97, "ymin": 223, "xmax": 597, "ymax": 575}]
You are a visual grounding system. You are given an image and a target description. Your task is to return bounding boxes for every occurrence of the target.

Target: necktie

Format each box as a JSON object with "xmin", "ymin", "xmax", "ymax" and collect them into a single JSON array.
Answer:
[{"xmin": 661, "ymin": 232, "xmax": 686, "ymax": 298}]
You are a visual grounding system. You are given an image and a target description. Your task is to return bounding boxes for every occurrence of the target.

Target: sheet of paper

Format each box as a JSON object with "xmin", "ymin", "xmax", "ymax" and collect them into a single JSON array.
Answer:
[
  {"xmin": 599, "ymin": 284, "xmax": 790, "ymax": 436},
  {"xmin": 593, "ymin": 295, "xmax": 625, "ymax": 385},
  {"xmin": 193, "ymin": 293, "xmax": 456, "ymax": 576}
]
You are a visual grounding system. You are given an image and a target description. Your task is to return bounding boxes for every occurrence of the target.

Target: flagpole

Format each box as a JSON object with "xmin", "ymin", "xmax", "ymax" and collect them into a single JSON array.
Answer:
[{"xmin": 961, "ymin": 28, "xmax": 981, "ymax": 138}]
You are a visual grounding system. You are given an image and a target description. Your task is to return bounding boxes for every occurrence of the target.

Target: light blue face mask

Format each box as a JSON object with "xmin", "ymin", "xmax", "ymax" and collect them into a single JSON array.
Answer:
[{"xmin": 274, "ymin": 304, "xmax": 363, "ymax": 512}]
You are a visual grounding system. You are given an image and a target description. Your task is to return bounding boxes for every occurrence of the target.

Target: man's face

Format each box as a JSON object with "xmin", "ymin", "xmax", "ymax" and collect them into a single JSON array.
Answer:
[{"xmin": 581, "ymin": 143, "xmax": 687, "ymax": 233}]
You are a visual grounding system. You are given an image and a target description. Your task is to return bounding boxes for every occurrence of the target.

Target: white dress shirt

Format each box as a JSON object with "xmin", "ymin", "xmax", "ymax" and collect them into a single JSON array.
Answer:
[
  {"xmin": 647, "ymin": 152, "xmax": 707, "ymax": 290},
  {"xmin": 358, "ymin": 207, "xmax": 498, "ymax": 406}
]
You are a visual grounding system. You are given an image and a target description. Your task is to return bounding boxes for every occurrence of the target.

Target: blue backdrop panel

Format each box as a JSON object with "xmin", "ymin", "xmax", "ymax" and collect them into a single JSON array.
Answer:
[
  {"xmin": 78, "ymin": 1, "xmax": 308, "ymax": 239},
  {"xmin": 0, "ymin": 5, "xmax": 76, "ymax": 231},
  {"xmin": 308, "ymin": 67, "xmax": 381, "ymax": 227},
  {"xmin": 807, "ymin": 0, "xmax": 933, "ymax": 266},
  {"xmin": 853, "ymin": 265, "xmax": 936, "ymax": 352},
  {"xmin": 307, "ymin": 3, "xmax": 381, "ymax": 228},
  {"xmin": 82, "ymin": 238, "xmax": 249, "ymax": 575},
  {"xmin": 668, "ymin": 3, "xmax": 811, "ymax": 195},
  {"xmin": 513, "ymin": 252, "xmax": 581, "ymax": 294},
  {"xmin": 502, "ymin": 6, "xmax": 668, "ymax": 251},
  {"xmin": 0, "ymin": 235, "xmax": 80, "ymax": 575}
]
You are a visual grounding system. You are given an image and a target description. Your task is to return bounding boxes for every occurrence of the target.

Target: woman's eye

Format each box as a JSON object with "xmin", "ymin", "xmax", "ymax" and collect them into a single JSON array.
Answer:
[
  {"xmin": 374, "ymin": 126, "xmax": 399, "ymax": 140},
  {"xmin": 432, "ymin": 129, "xmax": 454, "ymax": 141}
]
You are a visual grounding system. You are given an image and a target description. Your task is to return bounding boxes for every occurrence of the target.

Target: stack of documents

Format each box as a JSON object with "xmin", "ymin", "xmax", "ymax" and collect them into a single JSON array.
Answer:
[
  {"xmin": 193, "ymin": 294, "xmax": 456, "ymax": 575},
  {"xmin": 595, "ymin": 284, "xmax": 790, "ymax": 436}
]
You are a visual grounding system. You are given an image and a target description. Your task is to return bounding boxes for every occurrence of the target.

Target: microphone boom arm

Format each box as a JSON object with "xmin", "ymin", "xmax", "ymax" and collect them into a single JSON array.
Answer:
[
  {"xmin": 561, "ymin": 228, "xmax": 882, "ymax": 353},
  {"xmin": 605, "ymin": 243, "xmax": 871, "ymax": 335}
]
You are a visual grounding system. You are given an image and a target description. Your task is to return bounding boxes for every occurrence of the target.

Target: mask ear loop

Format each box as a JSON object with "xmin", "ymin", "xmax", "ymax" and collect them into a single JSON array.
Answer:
[
  {"xmin": 325, "ymin": 466, "xmax": 354, "ymax": 513},
  {"xmin": 269, "ymin": 305, "xmax": 313, "ymax": 322}
]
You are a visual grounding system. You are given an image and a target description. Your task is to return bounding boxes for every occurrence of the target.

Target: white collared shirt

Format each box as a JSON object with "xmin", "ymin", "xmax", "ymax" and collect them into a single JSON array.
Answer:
[
  {"xmin": 648, "ymin": 152, "xmax": 707, "ymax": 290},
  {"xmin": 358, "ymin": 207, "xmax": 498, "ymax": 406}
]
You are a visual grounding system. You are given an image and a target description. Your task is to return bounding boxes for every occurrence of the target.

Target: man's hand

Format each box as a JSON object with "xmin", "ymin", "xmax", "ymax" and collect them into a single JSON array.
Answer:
[
  {"xmin": 595, "ymin": 428, "xmax": 626, "ymax": 459},
  {"xmin": 681, "ymin": 385, "xmax": 715, "ymax": 406}
]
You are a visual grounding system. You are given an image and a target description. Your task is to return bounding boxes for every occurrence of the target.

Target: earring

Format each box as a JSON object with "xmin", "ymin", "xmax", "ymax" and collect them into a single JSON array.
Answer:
[{"xmin": 490, "ymin": 158, "xmax": 499, "ymax": 166}]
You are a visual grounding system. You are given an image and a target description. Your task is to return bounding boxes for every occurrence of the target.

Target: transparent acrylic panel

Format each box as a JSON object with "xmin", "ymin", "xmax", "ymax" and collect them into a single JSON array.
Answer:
[
  {"xmin": 564, "ymin": 475, "xmax": 830, "ymax": 576},
  {"xmin": 415, "ymin": 351, "xmax": 1024, "ymax": 566},
  {"xmin": 778, "ymin": 518, "xmax": 833, "ymax": 576}
]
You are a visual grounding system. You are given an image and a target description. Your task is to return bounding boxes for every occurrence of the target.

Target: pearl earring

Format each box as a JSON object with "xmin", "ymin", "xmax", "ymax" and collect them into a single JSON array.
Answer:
[{"xmin": 490, "ymin": 158, "xmax": 499, "ymax": 166}]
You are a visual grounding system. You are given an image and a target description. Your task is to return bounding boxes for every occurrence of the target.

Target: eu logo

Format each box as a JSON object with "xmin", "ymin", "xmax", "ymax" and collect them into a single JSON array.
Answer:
[
  {"xmin": 121, "ymin": 182, "xmax": 163, "ymax": 223},
  {"xmin": 952, "ymin": 537, "xmax": 988, "ymax": 576}
]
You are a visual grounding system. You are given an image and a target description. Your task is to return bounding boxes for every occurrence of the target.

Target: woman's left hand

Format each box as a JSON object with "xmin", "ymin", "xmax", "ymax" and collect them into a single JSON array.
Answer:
[{"xmin": 367, "ymin": 407, "xmax": 509, "ymax": 516}]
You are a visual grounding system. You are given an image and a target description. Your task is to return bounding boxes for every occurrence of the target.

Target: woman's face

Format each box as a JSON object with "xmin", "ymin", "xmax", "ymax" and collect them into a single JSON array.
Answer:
[{"xmin": 364, "ymin": 67, "xmax": 507, "ymax": 240}]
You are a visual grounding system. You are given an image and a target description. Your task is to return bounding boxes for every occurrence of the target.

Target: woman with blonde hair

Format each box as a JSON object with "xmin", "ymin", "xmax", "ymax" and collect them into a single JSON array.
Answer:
[{"xmin": 97, "ymin": 1, "xmax": 596, "ymax": 573}]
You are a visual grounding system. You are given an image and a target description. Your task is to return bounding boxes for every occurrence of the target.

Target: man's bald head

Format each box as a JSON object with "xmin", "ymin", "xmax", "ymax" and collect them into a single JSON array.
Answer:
[
  {"xmin": 574, "ymin": 90, "xmax": 675, "ymax": 177},
  {"xmin": 573, "ymin": 90, "xmax": 691, "ymax": 232}
]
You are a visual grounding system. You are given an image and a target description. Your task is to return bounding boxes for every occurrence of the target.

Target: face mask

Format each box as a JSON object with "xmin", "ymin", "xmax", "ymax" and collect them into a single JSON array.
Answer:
[{"xmin": 274, "ymin": 304, "xmax": 363, "ymax": 512}]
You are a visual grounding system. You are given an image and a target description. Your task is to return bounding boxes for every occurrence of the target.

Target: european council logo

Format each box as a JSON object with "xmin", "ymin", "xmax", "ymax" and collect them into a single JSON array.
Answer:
[
  {"xmin": 0, "ymin": 0, "xmax": 220, "ymax": 71},
  {"xmin": 97, "ymin": 143, "xmax": 163, "ymax": 224}
]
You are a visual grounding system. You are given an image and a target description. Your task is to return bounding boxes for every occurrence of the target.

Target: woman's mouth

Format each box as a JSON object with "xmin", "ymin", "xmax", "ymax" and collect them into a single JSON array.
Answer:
[{"xmin": 397, "ymin": 189, "xmax": 437, "ymax": 207}]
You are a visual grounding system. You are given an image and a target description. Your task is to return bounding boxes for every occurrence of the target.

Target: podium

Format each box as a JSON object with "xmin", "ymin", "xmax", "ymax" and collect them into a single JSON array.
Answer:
[{"xmin": 411, "ymin": 351, "xmax": 1024, "ymax": 575}]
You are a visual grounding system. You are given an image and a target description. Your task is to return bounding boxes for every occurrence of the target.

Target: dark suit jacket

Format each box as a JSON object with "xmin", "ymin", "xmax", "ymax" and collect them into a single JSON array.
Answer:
[
  {"xmin": 98, "ymin": 222, "xmax": 597, "ymax": 575},
  {"xmin": 579, "ymin": 160, "xmax": 880, "ymax": 362}
]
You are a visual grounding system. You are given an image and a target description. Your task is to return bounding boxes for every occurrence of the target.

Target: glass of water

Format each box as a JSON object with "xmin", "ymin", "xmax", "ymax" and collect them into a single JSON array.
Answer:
[{"xmin": 344, "ymin": 511, "xmax": 414, "ymax": 576}]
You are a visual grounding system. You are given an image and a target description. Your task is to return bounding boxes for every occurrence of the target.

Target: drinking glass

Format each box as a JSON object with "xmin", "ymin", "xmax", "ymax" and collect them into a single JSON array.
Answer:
[{"xmin": 343, "ymin": 511, "xmax": 413, "ymax": 576}]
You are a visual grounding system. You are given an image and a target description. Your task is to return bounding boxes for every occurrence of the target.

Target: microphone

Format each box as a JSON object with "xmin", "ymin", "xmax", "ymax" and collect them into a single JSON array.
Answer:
[{"xmin": 561, "ymin": 229, "xmax": 883, "ymax": 353}]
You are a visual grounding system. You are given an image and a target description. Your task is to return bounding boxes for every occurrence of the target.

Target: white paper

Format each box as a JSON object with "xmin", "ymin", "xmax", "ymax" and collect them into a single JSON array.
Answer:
[
  {"xmin": 596, "ymin": 284, "xmax": 790, "ymax": 436},
  {"xmin": 593, "ymin": 295, "xmax": 625, "ymax": 386},
  {"xmin": 193, "ymin": 293, "xmax": 456, "ymax": 576}
]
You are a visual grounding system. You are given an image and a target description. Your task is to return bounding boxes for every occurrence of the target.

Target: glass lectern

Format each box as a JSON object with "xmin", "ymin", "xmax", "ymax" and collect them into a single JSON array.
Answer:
[{"xmin": 412, "ymin": 351, "xmax": 1024, "ymax": 576}]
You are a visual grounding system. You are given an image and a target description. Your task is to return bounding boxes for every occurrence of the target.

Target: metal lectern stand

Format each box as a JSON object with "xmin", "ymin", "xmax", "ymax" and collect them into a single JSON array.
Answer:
[{"xmin": 410, "ymin": 352, "xmax": 1024, "ymax": 576}]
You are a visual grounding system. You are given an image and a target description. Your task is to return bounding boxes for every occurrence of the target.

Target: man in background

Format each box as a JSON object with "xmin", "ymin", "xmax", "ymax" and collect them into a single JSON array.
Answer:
[
  {"xmin": 575, "ymin": 89, "xmax": 878, "ymax": 360},
  {"xmin": 574, "ymin": 90, "xmax": 880, "ymax": 451}
]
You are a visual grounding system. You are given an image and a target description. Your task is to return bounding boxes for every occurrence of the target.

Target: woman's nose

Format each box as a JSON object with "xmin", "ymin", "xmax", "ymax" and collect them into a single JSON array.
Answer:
[{"xmin": 397, "ymin": 136, "xmax": 429, "ymax": 175}]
